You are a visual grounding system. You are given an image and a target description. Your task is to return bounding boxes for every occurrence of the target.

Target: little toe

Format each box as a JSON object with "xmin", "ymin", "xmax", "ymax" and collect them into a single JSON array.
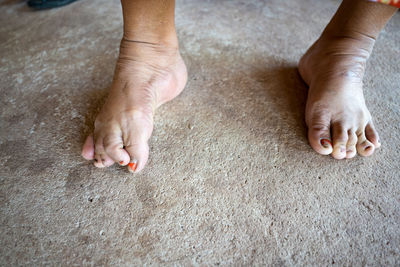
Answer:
[
  {"xmin": 365, "ymin": 122, "xmax": 381, "ymax": 149},
  {"xmin": 331, "ymin": 123, "xmax": 348, "ymax": 160},
  {"xmin": 82, "ymin": 135, "xmax": 95, "ymax": 160},
  {"xmin": 345, "ymin": 130, "xmax": 357, "ymax": 159},
  {"xmin": 308, "ymin": 119, "xmax": 333, "ymax": 155},
  {"xmin": 356, "ymin": 130, "xmax": 375, "ymax": 157}
]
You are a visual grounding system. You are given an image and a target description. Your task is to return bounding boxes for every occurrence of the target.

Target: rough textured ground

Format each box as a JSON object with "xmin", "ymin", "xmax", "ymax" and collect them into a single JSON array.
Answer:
[{"xmin": 1, "ymin": 0, "xmax": 399, "ymax": 265}]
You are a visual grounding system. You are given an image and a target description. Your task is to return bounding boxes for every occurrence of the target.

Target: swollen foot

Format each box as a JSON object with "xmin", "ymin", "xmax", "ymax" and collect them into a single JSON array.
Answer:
[
  {"xmin": 299, "ymin": 34, "xmax": 381, "ymax": 159},
  {"xmin": 82, "ymin": 39, "xmax": 187, "ymax": 172}
]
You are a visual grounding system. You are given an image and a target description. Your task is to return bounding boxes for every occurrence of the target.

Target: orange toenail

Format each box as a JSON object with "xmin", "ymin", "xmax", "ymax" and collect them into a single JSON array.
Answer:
[
  {"xmin": 119, "ymin": 161, "xmax": 124, "ymax": 165},
  {"xmin": 128, "ymin": 162, "xmax": 137, "ymax": 171},
  {"xmin": 320, "ymin": 139, "xmax": 332, "ymax": 148}
]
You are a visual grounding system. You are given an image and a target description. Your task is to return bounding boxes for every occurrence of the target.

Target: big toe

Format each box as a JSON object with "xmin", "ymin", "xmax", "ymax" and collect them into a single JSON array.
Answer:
[
  {"xmin": 122, "ymin": 111, "xmax": 153, "ymax": 173},
  {"xmin": 307, "ymin": 116, "xmax": 333, "ymax": 156},
  {"xmin": 125, "ymin": 142, "xmax": 150, "ymax": 174}
]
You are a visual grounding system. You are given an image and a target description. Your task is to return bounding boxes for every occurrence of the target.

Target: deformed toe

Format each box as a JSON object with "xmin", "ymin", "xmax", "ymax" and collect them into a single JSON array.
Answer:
[
  {"xmin": 93, "ymin": 155, "xmax": 105, "ymax": 168},
  {"xmin": 93, "ymin": 135, "xmax": 112, "ymax": 168},
  {"xmin": 331, "ymin": 124, "xmax": 348, "ymax": 160},
  {"xmin": 346, "ymin": 130, "xmax": 357, "ymax": 159},
  {"xmin": 103, "ymin": 134, "xmax": 131, "ymax": 166},
  {"xmin": 358, "ymin": 142, "xmax": 375, "ymax": 157},
  {"xmin": 345, "ymin": 149, "xmax": 357, "ymax": 159},
  {"xmin": 357, "ymin": 133, "xmax": 376, "ymax": 157},
  {"xmin": 102, "ymin": 154, "xmax": 115, "ymax": 167},
  {"xmin": 82, "ymin": 135, "xmax": 95, "ymax": 160},
  {"xmin": 308, "ymin": 124, "xmax": 333, "ymax": 155},
  {"xmin": 365, "ymin": 122, "xmax": 381, "ymax": 149},
  {"xmin": 332, "ymin": 145, "xmax": 346, "ymax": 159},
  {"xmin": 125, "ymin": 142, "xmax": 150, "ymax": 174}
]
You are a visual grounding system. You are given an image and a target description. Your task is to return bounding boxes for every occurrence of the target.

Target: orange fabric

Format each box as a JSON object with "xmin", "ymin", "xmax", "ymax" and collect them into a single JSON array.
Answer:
[{"xmin": 370, "ymin": 0, "xmax": 400, "ymax": 8}]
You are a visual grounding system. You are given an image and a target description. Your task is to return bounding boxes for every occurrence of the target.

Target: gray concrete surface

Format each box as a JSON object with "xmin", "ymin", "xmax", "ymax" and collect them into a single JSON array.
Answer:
[{"xmin": 0, "ymin": 0, "xmax": 399, "ymax": 265}]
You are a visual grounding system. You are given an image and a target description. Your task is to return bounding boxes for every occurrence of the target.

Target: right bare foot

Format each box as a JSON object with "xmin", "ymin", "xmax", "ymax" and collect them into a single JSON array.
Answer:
[
  {"xmin": 81, "ymin": 39, "xmax": 187, "ymax": 172},
  {"xmin": 297, "ymin": 0, "xmax": 397, "ymax": 160},
  {"xmin": 299, "ymin": 34, "xmax": 380, "ymax": 160}
]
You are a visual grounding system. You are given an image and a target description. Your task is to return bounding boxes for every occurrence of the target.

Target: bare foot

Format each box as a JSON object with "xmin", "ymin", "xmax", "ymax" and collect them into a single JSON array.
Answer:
[
  {"xmin": 82, "ymin": 39, "xmax": 187, "ymax": 172},
  {"xmin": 299, "ymin": 34, "xmax": 381, "ymax": 159}
]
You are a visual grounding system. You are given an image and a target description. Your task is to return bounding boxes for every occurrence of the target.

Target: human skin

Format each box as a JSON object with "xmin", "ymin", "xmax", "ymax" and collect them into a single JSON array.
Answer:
[
  {"xmin": 82, "ymin": 0, "xmax": 398, "ymax": 172},
  {"xmin": 81, "ymin": 0, "xmax": 187, "ymax": 172},
  {"xmin": 299, "ymin": 0, "xmax": 397, "ymax": 159}
]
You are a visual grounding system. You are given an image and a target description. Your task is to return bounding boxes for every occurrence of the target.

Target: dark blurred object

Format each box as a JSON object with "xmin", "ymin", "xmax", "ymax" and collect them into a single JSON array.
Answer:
[{"xmin": 27, "ymin": 0, "xmax": 79, "ymax": 10}]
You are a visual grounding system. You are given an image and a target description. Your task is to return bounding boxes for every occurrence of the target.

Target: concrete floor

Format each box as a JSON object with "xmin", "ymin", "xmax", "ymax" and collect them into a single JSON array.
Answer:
[{"xmin": 1, "ymin": 0, "xmax": 399, "ymax": 265}]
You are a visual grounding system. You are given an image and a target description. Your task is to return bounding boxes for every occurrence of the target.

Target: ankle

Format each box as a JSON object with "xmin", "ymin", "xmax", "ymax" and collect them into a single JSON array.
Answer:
[
  {"xmin": 317, "ymin": 30, "xmax": 375, "ymax": 60},
  {"xmin": 122, "ymin": 29, "xmax": 179, "ymax": 50},
  {"xmin": 115, "ymin": 37, "xmax": 182, "ymax": 81},
  {"xmin": 323, "ymin": 0, "xmax": 397, "ymax": 43},
  {"xmin": 118, "ymin": 37, "xmax": 180, "ymax": 61}
]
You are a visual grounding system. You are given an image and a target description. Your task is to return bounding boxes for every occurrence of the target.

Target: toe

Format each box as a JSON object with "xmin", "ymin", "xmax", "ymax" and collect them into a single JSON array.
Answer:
[
  {"xmin": 345, "ymin": 130, "xmax": 357, "ymax": 159},
  {"xmin": 356, "ymin": 130, "xmax": 375, "ymax": 157},
  {"xmin": 93, "ymin": 154, "xmax": 105, "ymax": 168},
  {"xmin": 83, "ymin": 134, "xmax": 117, "ymax": 167},
  {"xmin": 82, "ymin": 135, "xmax": 95, "ymax": 160},
  {"xmin": 308, "ymin": 118, "xmax": 333, "ymax": 155},
  {"xmin": 103, "ymin": 134, "xmax": 131, "ymax": 166},
  {"xmin": 331, "ymin": 123, "xmax": 348, "ymax": 160},
  {"xmin": 125, "ymin": 142, "xmax": 150, "ymax": 173},
  {"xmin": 93, "ymin": 135, "xmax": 108, "ymax": 168},
  {"xmin": 101, "ymin": 154, "xmax": 115, "ymax": 167},
  {"xmin": 122, "ymin": 110, "xmax": 153, "ymax": 173},
  {"xmin": 365, "ymin": 122, "xmax": 381, "ymax": 149}
]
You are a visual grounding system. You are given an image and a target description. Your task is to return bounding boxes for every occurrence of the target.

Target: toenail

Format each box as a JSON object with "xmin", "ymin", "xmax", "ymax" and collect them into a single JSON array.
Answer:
[
  {"xmin": 340, "ymin": 146, "xmax": 346, "ymax": 153},
  {"xmin": 320, "ymin": 139, "xmax": 332, "ymax": 148},
  {"xmin": 128, "ymin": 160, "xmax": 137, "ymax": 172},
  {"xmin": 119, "ymin": 161, "xmax": 124, "ymax": 165}
]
